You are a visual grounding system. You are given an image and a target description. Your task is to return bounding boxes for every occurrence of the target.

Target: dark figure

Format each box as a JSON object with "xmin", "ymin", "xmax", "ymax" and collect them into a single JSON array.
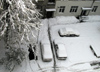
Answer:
[{"xmin": 28, "ymin": 44, "xmax": 35, "ymax": 60}]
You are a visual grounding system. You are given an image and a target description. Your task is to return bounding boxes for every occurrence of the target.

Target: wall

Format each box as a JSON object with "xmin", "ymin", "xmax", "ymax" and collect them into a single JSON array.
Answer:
[
  {"xmin": 89, "ymin": 1, "xmax": 100, "ymax": 15},
  {"xmin": 54, "ymin": 1, "xmax": 93, "ymax": 17}
]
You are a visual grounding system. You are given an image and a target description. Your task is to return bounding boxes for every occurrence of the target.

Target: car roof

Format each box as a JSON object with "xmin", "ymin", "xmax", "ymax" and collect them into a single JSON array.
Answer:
[
  {"xmin": 42, "ymin": 43, "xmax": 53, "ymax": 59},
  {"xmin": 57, "ymin": 43, "xmax": 66, "ymax": 50}
]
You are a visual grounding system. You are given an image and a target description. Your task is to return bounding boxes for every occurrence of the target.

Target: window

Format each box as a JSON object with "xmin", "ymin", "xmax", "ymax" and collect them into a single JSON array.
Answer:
[
  {"xmin": 92, "ymin": 6, "xmax": 98, "ymax": 12},
  {"xmin": 48, "ymin": 0, "xmax": 55, "ymax": 2},
  {"xmin": 59, "ymin": 6, "xmax": 65, "ymax": 13},
  {"xmin": 70, "ymin": 6, "xmax": 78, "ymax": 12}
]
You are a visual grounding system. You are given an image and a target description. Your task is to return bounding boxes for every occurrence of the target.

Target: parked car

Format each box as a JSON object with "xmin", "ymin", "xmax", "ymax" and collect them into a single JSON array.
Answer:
[
  {"xmin": 54, "ymin": 43, "xmax": 67, "ymax": 60},
  {"xmin": 90, "ymin": 45, "xmax": 100, "ymax": 58},
  {"xmin": 59, "ymin": 28, "xmax": 80, "ymax": 37},
  {"xmin": 41, "ymin": 43, "xmax": 53, "ymax": 62}
]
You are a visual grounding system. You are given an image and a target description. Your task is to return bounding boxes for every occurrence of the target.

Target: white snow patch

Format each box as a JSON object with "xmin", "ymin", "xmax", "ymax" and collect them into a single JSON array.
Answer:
[
  {"xmin": 46, "ymin": 9, "xmax": 56, "ymax": 11},
  {"xmin": 37, "ymin": 19, "xmax": 54, "ymax": 69},
  {"xmin": 49, "ymin": 20, "xmax": 100, "ymax": 68},
  {"xmin": 82, "ymin": 7, "xmax": 92, "ymax": 10},
  {"xmin": 56, "ymin": 16, "xmax": 79, "ymax": 24},
  {"xmin": 84, "ymin": 15, "xmax": 100, "ymax": 22}
]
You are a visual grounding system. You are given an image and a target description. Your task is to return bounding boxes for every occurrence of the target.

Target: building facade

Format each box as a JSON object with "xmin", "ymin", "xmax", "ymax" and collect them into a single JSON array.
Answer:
[{"xmin": 36, "ymin": 0, "xmax": 100, "ymax": 18}]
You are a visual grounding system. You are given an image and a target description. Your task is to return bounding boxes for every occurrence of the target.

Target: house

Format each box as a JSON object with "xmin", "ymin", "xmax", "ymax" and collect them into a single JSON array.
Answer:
[{"xmin": 35, "ymin": 0, "xmax": 100, "ymax": 18}]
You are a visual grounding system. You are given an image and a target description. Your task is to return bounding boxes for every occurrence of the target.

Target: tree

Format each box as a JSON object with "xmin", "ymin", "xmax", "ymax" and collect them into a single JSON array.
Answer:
[{"xmin": 0, "ymin": 0, "xmax": 41, "ymax": 71}]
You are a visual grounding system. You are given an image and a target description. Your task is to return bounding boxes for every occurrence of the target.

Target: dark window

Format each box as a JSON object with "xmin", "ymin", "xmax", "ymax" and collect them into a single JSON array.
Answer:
[
  {"xmin": 92, "ymin": 6, "xmax": 98, "ymax": 12},
  {"xmin": 48, "ymin": 0, "xmax": 55, "ymax": 2},
  {"xmin": 70, "ymin": 6, "xmax": 78, "ymax": 12},
  {"xmin": 59, "ymin": 6, "xmax": 65, "ymax": 13}
]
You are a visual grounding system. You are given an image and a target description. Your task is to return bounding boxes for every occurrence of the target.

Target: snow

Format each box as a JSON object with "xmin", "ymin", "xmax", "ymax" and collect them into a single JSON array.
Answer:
[
  {"xmin": 68, "ymin": 63, "xmax": 92, "ymax": 71},
  {"xmin": 38, "ymin": 19, "xmax": 49, "ymax": 43},
  {"xmin": 0, "ymin": 15, "xmax": 100, "ymax": 72},
  {"xmin": 82, "ymin": 7, "xmax": 92, "ymax": 10},
  {"xmin": 48, "ymin": 15, "xmax": 100, "ymax": 71},
  {"xmin": 57, "ymin": 43, "xmax": 67, "ymax": 58},
  {"xmin": 83, "ymin": 15, "xmax": 100, "ymax": 22},
  {"xmin": 46, "ymin": 9, "xmax": 56, "ymax": 11},
  {"xmin": 59, "ymin": 27, "xmax": 80, "ymax": 36},
  {"xmin": 90, "ymin": 41, "xmax": 100, "ymax": 58},
  {"xmin": 36, "ymin": 19, "xmax": 54, "ymax": 69},
  {"xmin": 41, "ymin": 43, "xmax": 53, "ymax": 61},
  {"xmin": 56, "ymin": 16, "xmax": 79, "ymax": 25}
]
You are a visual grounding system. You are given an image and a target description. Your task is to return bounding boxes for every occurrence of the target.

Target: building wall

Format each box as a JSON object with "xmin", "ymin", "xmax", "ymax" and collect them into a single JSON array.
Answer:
[
  {"xmin": 36, "ymin": 0, "xmax": 100, "ymax": 18},
  {"xmin": 89, "ymin": 1, "xmax": 100, "ymax": 15},
  {"xmin": 54, "ymin": 1, "xmax": 93, "ymax": 17}
]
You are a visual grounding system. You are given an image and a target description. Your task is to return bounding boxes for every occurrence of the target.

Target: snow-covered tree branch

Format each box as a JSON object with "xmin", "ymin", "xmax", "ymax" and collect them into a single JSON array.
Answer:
[{"xmin": 0, "ymin": 0, "xmax": 41, "ymax": 71}]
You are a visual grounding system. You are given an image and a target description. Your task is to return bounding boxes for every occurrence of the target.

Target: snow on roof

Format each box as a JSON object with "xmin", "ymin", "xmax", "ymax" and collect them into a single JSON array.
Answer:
[
  {"xmin": 82, "ymin": 7, "xmax": 92, "ymax": 10},
  {"xmin": 46, "ymin": 9, "xmax": 56, "ymax": 11}
]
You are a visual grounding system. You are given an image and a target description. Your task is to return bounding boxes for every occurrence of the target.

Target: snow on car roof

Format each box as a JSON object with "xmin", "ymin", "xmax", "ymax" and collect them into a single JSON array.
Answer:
[
  {"xmin": 53, "ymin": 39, "xmax": 63, "ymax": 45},
  {"xmin": 57, "ymin": 43, "xmax": 66, "ymax": 50},
  {"xmin": 59, "ymin": 27, "xmax": 80, "ymax": 36},
  {"xmin": 42, "ymin": 43, "xmax": 53, "ymax": 59},
  {"xmin": 59, "ymin": 28, "xmax": 74, "ymax": 33},
  {"xmin": 90, "ymin": 43, "xmax": 100, "ymax": 58},
  {"xmin": 57, "ymin": 43, "xmax": 67, "ymax": 57}
]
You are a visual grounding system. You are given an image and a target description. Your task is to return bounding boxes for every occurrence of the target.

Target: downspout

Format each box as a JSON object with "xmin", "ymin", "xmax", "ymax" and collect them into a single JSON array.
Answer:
[
  {"xmin": 88, "ymin": 0, "xmax": 95, "ymax": 15},
  {"xmin": 48, "ymin": 20, "xmax": 57, "ymax": 72}
]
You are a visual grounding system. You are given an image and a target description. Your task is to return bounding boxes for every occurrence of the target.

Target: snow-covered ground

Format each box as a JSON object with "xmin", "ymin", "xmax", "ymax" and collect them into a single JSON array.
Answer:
[
  {"xmin": 49, "ymin": 22, "xmax": 100, "ymax": 63},
  {"xmin": 48, "ymin": 16, "xmax": 100, "ymax": 71},
  {"xmin": 0, "ymin": 15, "xmax": 100, "ymax": 72}
]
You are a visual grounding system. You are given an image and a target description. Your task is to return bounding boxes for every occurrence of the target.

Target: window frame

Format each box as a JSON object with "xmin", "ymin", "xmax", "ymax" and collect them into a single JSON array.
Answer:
[
  {"xmin": 59, "ymin": 6, "xmax": 66, "ymax": 13},
  {"xmin": 70, "ymin": 6, "xmax": 78, "ymax": 13},
  {"xmin": 92, "ymin": 6, "xmax": 98, "ymax": 12},
  {"xmin": 48, "ymin": 0, "xmax": 55, "ymax": 2}
]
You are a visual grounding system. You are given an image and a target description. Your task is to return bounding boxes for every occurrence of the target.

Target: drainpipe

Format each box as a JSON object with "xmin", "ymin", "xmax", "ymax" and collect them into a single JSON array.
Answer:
[
  {"xmin": 48, "ymin": 20, "xmax": 56, "ymax": 72},
  {"xmin": 88, "ymin": 0, "xmax": 95, "ymax": 15}
]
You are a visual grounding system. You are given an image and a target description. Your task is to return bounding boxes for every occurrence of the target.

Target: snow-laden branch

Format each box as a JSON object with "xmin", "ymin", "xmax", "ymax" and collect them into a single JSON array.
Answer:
[{"xmin": 0, "ymin": 0, "xmax": 42, "ymax": 71}]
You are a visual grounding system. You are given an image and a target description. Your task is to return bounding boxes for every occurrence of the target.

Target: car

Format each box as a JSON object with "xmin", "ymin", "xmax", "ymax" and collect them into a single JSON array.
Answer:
[
  {"xmin": 90, "ymin": 45, "xmax": 100, "ymax": 58},
  {"xmin": 54, "ymin": 43, "xmax": 67, "ymax": 60},
  {"xmin": 41, "ymin": 43, "xmax": 53, "ymax": 62},
  {"xmin": 58, "ymin": 28, "xmax": 80, "ymax": 37}
]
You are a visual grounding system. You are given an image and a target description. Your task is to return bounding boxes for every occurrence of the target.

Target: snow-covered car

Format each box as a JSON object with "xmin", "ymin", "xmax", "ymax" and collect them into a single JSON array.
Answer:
[
  {"xmin": 90, "ymin": 45, "xmax": 100, "ymax": 58},
  {"xmin": 54, "ymin": 43, "xmax": 67, "ymax": 60},
  {"xmin": 58, "ymin": 28, "xmax": 80, "ymax": 37},
  {"xmin": 41, "ymin": 43, "xmax": 53, "ymax": 62}
]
